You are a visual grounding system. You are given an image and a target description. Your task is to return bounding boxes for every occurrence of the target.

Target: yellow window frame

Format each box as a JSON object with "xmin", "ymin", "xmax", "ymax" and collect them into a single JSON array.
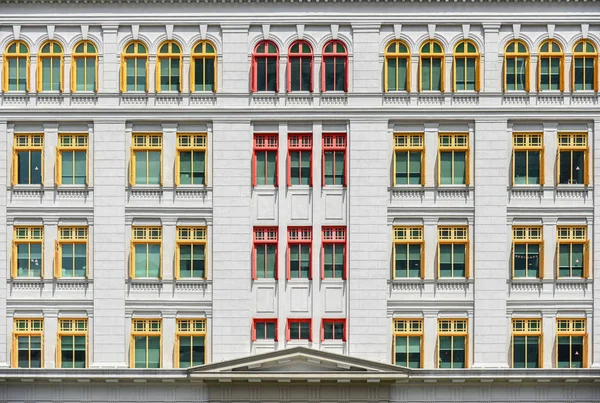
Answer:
[
  {"xmin": 384, "ymin": 40, "xmax": 411, "ymax": 92},
  {"xmin": 191, "ymin": 40, "xmax": 217, "ymax": 93},
  {"xmin": 572, "ymin": 40, "xmax": 598, "ymax": 92},
  {"xmin": 392, "ymin": 319, "xmax": 423, "ymax": 368},
  {"xmin": 156, "ymin": 40, "xmax": 183, "ymax": 93},
  {"xmin": 511, "ymin": 318, "xmax": 542, "ymax": 368},
  {"xmin": 512, "ymin": 133, "xmax": 544, "ymax": 185},
  {"xmin": 175, "ymin": 133, "xmax": 208, "ymax": 186},
  {"xmin": 392, "ymin": 226, "xmax": 424, "ymax": 279},
  {"xmin": 71, "ymin": 40, "xmax": 98, "ymax": 92},
  {"xmin": 175, "ymin": 318, "xmax": 207, "ymax": 368},
  {"xmin": 12, "ymin": 133, "xmax": 44, "ymax": 186},
  {"xmin": 538, "ymin": 40, "xmax": 564, "ymax": 92},
  {"xmin": 3, "ymin": 40, "xmax": 30, "ymax": 92},
  {"xmin": 504, "ymin": 40, "xmax": 530, "ymax": 92},
  {"xmin": 55, "ymin": 133, "xmax": 88, "ymax": 186},
  {"xmin": 55, "ymin": 227, "xmax": 88, "ymax": 278},
  {"xmin": 453, "ymin": 40, "xmax": 480, "ymax": 92},
  {"xmin": 557, "ymin": 133, "xmax": 589, "ymax": 185},
  {"xmin": 512, "ymin": 226, "xmax": 543, "ymax": 279},
  {"xmin": 130, "ymin": 133, "xmax": 163, "ymax": 186},
  {"xmin": 437, "ymin": 318, "xmax": 468, "ymax": 368},
  {"xmin": 56, "ymin": 318, "xmax": 88, "ymax": 368},
  {"xmin": 130, "ymin": 319, "xmax": 162, "ymax": 368},
  {"xmin": 120, "ymin": 41, "xmax": 149, "ymax": 92},
  {"xmin": 37, "ymin": 40, "xmax": 64, "ymax": 92},
  {"xmin": 12, "ymin": 318, "xmax": 44, "ymax": 368},
  {"xmin": 556, "ymin": 318, "xmax": 587, "ymax": 368},
  {"xmin": 12, "ymin": 226, "xmax": 44, "ymax": 278},
  {"xmin": 130, "ymin": 226, "xmax": 162, "ymax": 279},
  {"xmin": 437, "ymin": 133, "xmax": 470, "ymax": 186},
  {"xmin": 418, "ymin": 40, "xmax": 445, "ymax": 92},
  {"xmin": 393, "ymin": 133, "xmax": 425, "ymax": 186},
  {"xmin": 556, "ymin": 226, "xmax": 589, "ymax": 278},
  {"xmin": 175, "ymin": 226, "xmax": 207, "ymax": 279},
  {"xmin": 437, "ymin": 226, "xmax": 469, "ymax": 278}
]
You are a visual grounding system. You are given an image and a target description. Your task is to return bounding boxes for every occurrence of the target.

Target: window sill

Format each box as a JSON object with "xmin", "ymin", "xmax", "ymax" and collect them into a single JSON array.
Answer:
[
  {"xmin": 287, "ymin": 277, "xmax": 312, "ymax": 283},
  {"xmin": 253, "ymin": 278, "xmax": 278, "ymax": 283},
  {"xmin": 321, "ymin": 277, "xmax": 345, "ymax": 283},
  {"xmin": 11, "ymin": 184, "xmax": 44, "ymax": 190}
]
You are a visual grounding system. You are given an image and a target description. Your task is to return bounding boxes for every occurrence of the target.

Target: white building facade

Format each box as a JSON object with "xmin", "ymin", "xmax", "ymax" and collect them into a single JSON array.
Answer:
[{"xmin": 0, "ymin": 0, "xmax": 600, "ymax": 401}]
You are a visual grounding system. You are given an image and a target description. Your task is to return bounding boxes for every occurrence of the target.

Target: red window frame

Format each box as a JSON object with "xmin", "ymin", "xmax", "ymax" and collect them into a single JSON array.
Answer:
[
  {"xmin": 252, "ymin": 318, "xmax": 278, "ymax": 341},
  {"xmin": 287, "ymin": 134, "xmax": 312, "ymax": 187},
  {"xmin": 321, "ymin": 318, "xmax": 347, "ymax": 341},
  {"xmin": 322, "ymin": 133, "xmax": 347, "ymax": 187},
  {"xmin": 252, "ymin": 227, "xmax": 278, "ymax": 280},
  {"xmin": 286, "ymin": 318, "xmax": 312, "ymax": 341},
  {"xmin": 321, "ymin": 40, "xmax": 348, "ymax": 92},
  {"xmin": 287, "ymin": 227, "xmax": 312, "ymax": 280},
  {"xmin": 287, "ymin": 40, "xmax": 313, "ymax": 92},
  {"xmin": 253, "ymin": 134, "xmax": 278, "ymax": 187},
  {"xmin": 251, "ymin": 40, "xmax": 279, "ymax": 93},
  {"xmin": 321, "ymin": 226, "xmax": 347, "ymax": 279}
]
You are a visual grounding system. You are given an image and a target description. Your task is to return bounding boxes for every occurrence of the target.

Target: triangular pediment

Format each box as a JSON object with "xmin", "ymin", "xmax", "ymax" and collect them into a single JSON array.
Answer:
[{"xmin": 188, "ymin": 347, "xmax": 409, "ymax": 381}]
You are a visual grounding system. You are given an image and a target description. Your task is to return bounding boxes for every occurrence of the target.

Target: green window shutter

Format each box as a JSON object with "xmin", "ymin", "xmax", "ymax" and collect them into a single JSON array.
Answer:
[
  {"xmin": 193, "ymin": 151, "xmax": 205, "ymax": 185},
  {"xmin": 193, "ymin": 244, "xmax": 205, "ymax": 278},
  {"xmin": 61, "ymin": 243, "xmax": 74, "ymax": 277},
  {"xmin": 134, "ymin": 151, "xmax": 147, "ymax": 185},
  {"xmin": 266, "ymin": 244, "xmax": 276, "ymax": 278},
  {"xmin": 179, "ymin": 151, "xmax": 192, "ymax": 185},
  {"xmin": 439, "ymin": 152, "xmax": 453, "ymax": 185},
  {"xmin": 453, "ymin": 244, "xmax": 466, "ymax": 277},
  {"xmin": 290, "ymin": 152, "xmax": 300, "ymax": 185},
  {"xmin": 466, "ymin": 58, "xmax": 476, "ymax": 91},
  {"xmin": 74, "ymin": 151, "xmax": 87, "ymax": 185},
  {"xmin": 266, "ymin": 151, "xmax": 277, "ymax": 185},
  {"xmin": 134, "ymin": 336, "xmax": 147, "ymax": 368},
  {"xmin": 438, "ymin": 336, "xmax": 452, "ymax": 368},
  {"xmin": 408, "ymin": 336, "xmax": 421, "ymax": 368},
  {"xmin": 256, "ymin": 152, "xmax": 266, "ymax": 185},
  {"xmin": 409, "ymin": 152, "xmax": 422, "ymax": 185},
  {"xmin": 387, "ymin": 58, "xmax": 397, "ymax": 91},
  {"xmin": 147, "ymin": 336, "xmax": 161, "ymax": 368},
  {"xmin": 289, "ymin": 244, "xmax": 299, "ymax": 278},
  {"xmin": 454, "ymin": 152, "xmax": 466, "ymax": 185},
  {"xmin": 147, "ymin": 151, "xmax": 161, "ymax": 185},
  {"xmin": 74, "ymin": 335, "xmax": 86, "ymax": 368},
  {"xmin": 61, "ymin": 151, "xmax": 74, "ymax": 184},
  {"xmin": 431, "ymin": 58, "xmax": 442, "ymax": 91},
  {"xmin": 30, "ymin": 243, "xmax": 42, "ymax": 277},
  {"xmin": 395, "ymin": 151, "xmax": 408, "ymax": 185},
  {"xmin": 526, "ymin": 336, "xmax": 540, "ymax": 368},
  {"xmin": 408, "ymin": 244, "xmax": 421, "ymax": 278},
  {"xmin": 179, "ymin": 245, "xmax": 192, "ymax": 278},
  {"xmin": 148, "ymin": 244, "xmax": 161, "ymax": 278},
  {"xmin": 455, "ymin": 58, "xmax": 465, "ymax": 90},
  {"xmin": 513, "ymin": 335, "xmax": 526, "ymax": 368},
  {"xmin": 439, "ymin": 244, "xmax": 452, "ymax": 278},
  {"xmin": 421, "ymin": 58, "xmax": 431, "ymax": 91},
  {"xmin": 558, "ymin": 244, "xmax": 570, "ymax": 277},
  {"xmin": 60, "ymin": 335, "xmax": 74, "ymax": 368},
  {"xmin": 134, "ymin": 244, "xmax": 148, "ymax": 277},
  {"xmin": 452, "ymin": 336, "xmax": 466, "ymax": 368},
  {"xmin": 395, "ymin": 244, "xmax": 407, "ymax": 277},
  {"xmin": 323, "ymin": 244, "xmax": 333, "ymax": 278},
  {"xmin": 395, "ymin": 336, "xmax": 407, "ymax": 366},
  {"xmin": 179, "ymin": 335, "xmax": 192, "ymax": 368}
]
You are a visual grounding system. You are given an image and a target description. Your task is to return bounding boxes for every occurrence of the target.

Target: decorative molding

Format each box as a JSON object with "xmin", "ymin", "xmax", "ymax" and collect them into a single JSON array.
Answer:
[
  {"xmin": 330, "ymin": 24, "xmax": 339, "ymax": 40},
  {"xmin": 427, "ymin": 24, "xmax": 435, "ymax": 39},
  {"xmin": 581, "ymin": 23, "xmax": 589, "ymax": 39},
  {"xmin": 81, "ymin": 25, "xmax": 89, "ymax": 40},
  {"xmin": 131, "ymin": 24, "xmax": 140, "ymax": 40},
  {"xmin": 262, "ymin": 24, "xmax": 270, "ymax": 40},
  {"xmin": 165, "ymin": 24, "xmax": 174, "ymax": 40},
  {"xmin": 462, "ymin": 24, "xmax": 470, "ymax": 40},
  {"xmin": 513, "ymin": 24, "xmax": 521, "ymax": 39},
  {"xmin": 2, "ymin": 0, "xmax": 599, "ymax": 3},
  {"xmin": 13, "ymin": 25, "xmax": 21, "ymax": 40},
  {"xmin": 199, "ymin": 24, "xmax": 208, "ymax": 40},
  {"xmin": 393, "ymin": 24, "xmax": 402, "ymax": 40},
  {"xmin": 547, "ymin": 24, "xmax": 555, "ymax": 39},
  {"xmin": 47, "ymin": 25, "xmax": 55, "ymax": 40},
  {"xmin": 296, "ymin": 24, "xmax": 304, "ymax": 40}
]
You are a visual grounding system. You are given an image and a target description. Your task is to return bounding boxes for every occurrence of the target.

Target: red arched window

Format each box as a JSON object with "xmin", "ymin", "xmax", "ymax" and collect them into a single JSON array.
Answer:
[
  {"xmin": 288, "ymin": 40, "xmax": 313, "ymax": 92},
  {"xmin": 322, "ymin": 40, "xmax": 348, "ymax": 92},
  {"xmin": 251, "ymin": 40, "xmax": 279, "ymax": 92}
]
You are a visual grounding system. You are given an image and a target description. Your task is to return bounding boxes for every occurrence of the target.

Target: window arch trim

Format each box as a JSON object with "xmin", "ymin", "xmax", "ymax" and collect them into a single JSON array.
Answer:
[
  {"xmin": 503, "ymin": 39, "xmax": 530, "ymax": 92},
  {"xmin": 452, "ymin": 40, "xmax": 480, "ymax": 92},
  {"xmin": 37, "ymin": 40, "xmax": 64, "ymax": 93},
  {"xmin": 251, "ymin": 40, "xmax": 280, "ymax": 93},
  {"xmin": 156, "ymin": 40, "xmax": 183, "ymax": 93},
  {"xmin": 120, "ymin": 40, "xmax": 149, "ymax": 93},
  {"xmin": 287, "ymin": 40, "xmax": 314, "ymax": 92},
  {"xmin": 71, "ymin": 40, "xmax": 98, "ymax": 93},
  {"xmin": 537, "ymin": 39, "xmax": 564, "ymax": 92},
  {"xmin": 418, "ymin": 39, "xmax": 445, "ymax": 92},
  {"xmin": 3, "ymin": 40, "xmax": 30, "ymax": 92},
  {"xmin": 190, "ymin": 40, "xmax": 217, "ymax": 93},
  {"xmin": 321, "ymin": 40, "xmax": 348, "ymax": 93},
  {"xmin": 571, "ymin": 39, "xmax": 598, "ymax": 92},
  {"xmin": 384, "ymin": 40, "xmax": 411, "ymax": 92}
]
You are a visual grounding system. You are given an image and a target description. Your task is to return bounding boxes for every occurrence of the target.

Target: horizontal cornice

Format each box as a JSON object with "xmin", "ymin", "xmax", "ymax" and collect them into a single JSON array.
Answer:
[{"xmin": 1, "ymin": 0, "xmax": 597, "ymax": 3}]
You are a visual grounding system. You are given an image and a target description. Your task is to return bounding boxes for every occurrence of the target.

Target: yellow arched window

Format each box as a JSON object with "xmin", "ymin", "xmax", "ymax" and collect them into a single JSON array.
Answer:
[
  {"xmin": 419, "ymin": 40, "xmax": 444, "ymax": 92},
  {"xmin": 121, "ymin": 41, "xmax": 148, "ymax": 92},
  {"xmin": 71, "ymin": 41, "xmax": 97, "ymax": 92},
  {"xmin": 504, "ymin": 40, "xmax": 529, "ymax": 92},
  {"xmin": 572, "ymin": 40, "xmax": 598, "ymax": 92},
  {"xmin": 191, "ymin": 41, "xmax": 216, "ymax": 92},
  {"xmin": 157, "ymin": 41, "xmax": 182, "ymax": 92},
  {"xmin": 453, "ymin": 40, "xmax": 480, "ymax": 92},
  {"xmin": 38, "ymin": 40, "xmax": 63, "ymax": 92},
  {"xmin": 384, "ymin": 40, "xmax": 410, "ymax": 92},
  {"xmin": 538, "ymin": 39, "xmax": 564, "ymax": 92},
  {"xmin": 3, "ymin": 41, "xmax": 29, "ymax": 92}
]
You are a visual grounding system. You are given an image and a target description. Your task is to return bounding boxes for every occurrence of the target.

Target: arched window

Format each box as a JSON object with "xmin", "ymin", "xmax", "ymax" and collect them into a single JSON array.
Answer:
[
  {"xmin": 572, "ymin": 40, "xmax": 597, "ymax": 92},
  {"xmin": 419, "ymin": 40, "xmax": 444, "ymax": 92},
  {"xmin": 121, "ymin": 41, "xmax": 148, "ymax": 92},
  {"xmin": 157, "ymin": 41, "xmax": 182, "ymax": 92},
  {"xmin": 504, "ymin": 40, "xmax": 529, "ymax": 92},
  {"xmin": 3, "ymin": 41, "xmax": 29, "ymax": 92},
  {"xmin": 252, "ymin": 41, "xmax": 279, "ymax": 92},
  {"xmin": 384, "ymin": 40, "xmax": 410, "ymax": 92},
  {"xmin": 288, "ymin": 40, "xmax": 313, "ymax": 92},
  {"xmin": 72, "ymin": 40, "xmax": 97, "ymax": 92},
  {"xmin": 191, "ymin": 41, "xmax": 216, "ymax": 92},
  {"xmin": 322, "ymin": 40, "xmax": 348, "ymax": 92},
  {"xmin": 538, "ymin": 40, "xmax": 563, "ymax": 92},
  {"xmin": 453, "ymin": 40, "xmax": 479, "ymax": 92},
  {"xmin": 38, "ymin": 41, "xmax": 63, "ymax": 92}
]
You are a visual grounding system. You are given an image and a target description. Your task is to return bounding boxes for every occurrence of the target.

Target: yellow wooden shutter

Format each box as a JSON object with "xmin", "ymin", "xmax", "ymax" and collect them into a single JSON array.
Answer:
[
  {"xmin": 179, "ymin": 57, "xmax": 183, "ymax": 93},
  {"xmin": 159, "ymin": 149, "xmax": 163, "ymax": 186},
  {"xmin": 12, "ymin": 150, "xmax": 18, "ymax": 186},
  {"xmin": 417, "ymin": 59, "xmax": 422, "ymax": 92},
  {"xmin": 158, "ymin": 243, "xmax": 163, "ymax": 280},
  {"xmin": 559, "ymin": 56, "xmax": 565, "ymax": 92},
  {"xmin": 539, "ymin": 148, "xmax": 545, "ymax": 185},
  {"xmin": 555, "ymin": 149, "xmax": 560, "ymax": 186},
  {"xmin": 538, "ymin": 333, "xmax": 544, "ymax": 368},
  {"xmin": 59, "ymin": 56, "xmax": 64, "ymax": 93},
  {"xmin": 129, "ymin": 241, "xmax": 135, "ymax": 278},
  {"xmin": 94, "ymin": 55, "xmax": 99, "ymax": 93},
  {"xmin": 26, "ymin": 55, "xmax": 30, "ymax": 92},
  {"xmin": 539, "ymin": 243, "xmax": 544, "ymax": 279},
  {"xmin": 175, "ymin": 243, "xmax": 180, "ymax": 279},
  {"xmin": 465, "ymin": 149, "xmax": 471, "ymax": 186},
  {"xmin": 584, "ymin": 240, "xmax": 590, "ymax": 278},
  {"xmin": 55, "ymin": 148, "xmax": 61, "ymax": 186},
  {"xmin": 384, "ymin": 56, "xmax": 389, "ymax": 92},
  {"xmin": 525, "ymin": 57, "xmax": 531, "ymax": 92},
  {"xmin": 406, "ymin": 57, "xmax": 411, "ymax": 93},
  {"xmin": 37, "ymin": 58, "xmax": 42, "ymax": 93},
  {"xmin": 420, "ymin": 147, "xmax": 426, "ymax": 186},
  {"xmin": 129, "ymin": 147, "xmax": 134, "ymax": 186},
  {"xmin": 436, "ymin": 243, "xmax": 440, "ymax": 279},
  {"xmin": 583, "ymin": 333, "xmax": 589, "ymax": 368},
  {"xmin": 70, "ymin": 56, "xmax": 75, "ymax": 92},
  {"xmin": 420, "ymin": 242, "xmax": 425, "ymax": 279},
  {"xmin": 203, "ymin": 150, "xmax": 208, "ymax": 186},
  {"xmin": 54, "ymin": 240, "xmax": 60, "ymax": 278},
  {"xmin": 2, "ymin": 58, "xmax": 6, "ymax": 92},
  {"xmin": 120, "ymin": 54, "xmax": 126, "ymax": 93},
  {"xmin": 175, "ymin": 151, "xmax": 180, "ymax": 186},
  {"xmin": 155, "ymin": 58, "xmax": 160, "ymax": 93},
  {"xmin": 465, "ymin": 333, "xmax": 470, "ymax": 368},
  {"xmin": 174, "ymin": 335, "xmax": 180, "ymax": 368},
  {"xmin": 584, "ymin": 147, "xmax": 590, "ymax": 185},
  {"xmin": 555, "ymin": 243, "xmax": 560, "ymax": 278},
  {"xmin": 11, "ymin": 241, "xmax": 17, "ymax": 278},
  {"xmin": 440, "ymin": 57, "xmax": 445, "ymax": 93},
  {"xmin": 465, "ymin": 242, "xmax": 470, "ymax": 278}
]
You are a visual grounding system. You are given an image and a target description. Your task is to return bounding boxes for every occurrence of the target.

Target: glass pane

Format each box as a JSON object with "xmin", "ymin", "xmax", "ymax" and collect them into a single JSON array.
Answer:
[
  {"xmin": 408, "ymin": 336, "xmax": 421, "ymax": 368},
  {"xmin": 395, "ymin": 244, "xmax": 407, "ymax": 277},
  {"xmin": 550, "ymin": 58, "xmax": 560, "ymax": 90},
  {"xmin": 572, "ymin": 151, "xmax": 584, "ymax": 185},
  {"xmin": 395, "ymin": 336, "xmax": 407, "ymax": 366},
  {"xmin": 559, "ymin": 151, "xmax": 571, "ymax": 184},
  {"xmin": 526, "ymin": 244, "xmax": 539, "ymax": 278},
  {"xmin": 136, "ymin": 58, "xmax": 146, "ymax": 91},
  {"xmin": 30, "ymin": 151, "xmax": 42, "ymax": 185},
  {"xmin": 17, "ymin": 244, "xmax": 29, "ymax": 277},
  {"xmin": 194, "ymin": 58, "xmax": 205, "ymax": 91},
  {"xmin": 30, "ymin": 243, "xmax": 42, "ymax": 277},
  {"xmin": 179, "ymin": 245, "xmax": 192, "ymax": 278},
  {"xmin": 18, "ymin": 337, "xmax": 30, "ymax": 368},
  {"xmin": 266, "ymin": 151, "xmax": 276, "ymax": 185},
  {"xmin": 335, "ymin": 245, "xmax": 344, "ymax": 277},
  {"xmin": 454, "ymin": 152, "xmax": 466, "ymax": 184},
  {"xmin": 256, "ymin": 152, "xmax": 266, "ymax": 185},
  {"xmin": 334, "ymin": 152, "xmax": 345, "ymax": 185},
  {"xmin": 395, "ymin": 151, "xmax": 408, "ymax": 185},
  {"xmin": 62, "ymin": 151, "xmax": 74, "ymax": 184},
  {"xmin": 147, "ymin": 337, "xmax": 160, "ymax": 368},
  {"xmin": 160, "ymin": 58, "xmax": 170, "ymax": 91},
  {"xmin": 439, "ymin": 244, "xmax": 452, "ymax": 277},
  {"xmin": 513, "ymin": 151, "xmax": 527, "ymax": 185},
  {"xmin": 335, "ymin": 58, "xmax": 345, "ymax": 91},
  {"xmin": 148, "ymin": 244, "xmax": 161, "ymax": 278},
  {"xmin": 74, "ymin": 151, "xmax": 87, "ymax": 185},
  {"xmin": 455, "ymin": 58, "xmax": 465, "ymax": 91},
  {"xmin": 323, "ymin": 322, "xmax": 334, "ymax": 339},
  {"xmin": 255, "ymin": 246, "xmax": 266, "ymax": 278},
  {"xmin": 527, "ymin": 151, "xmax": 540, "ymax": 185},
  {"xmin": 452, "ymin": 336, "xmax": 465, "ymax": 368},
  {"xmin": 387, "ymin": 58, "xmax": 397, "ymax": 91},
  {"xmin": 179, "ymin": 152, "xmax": 192, "ymax": 185},
  {"xmin": 323, "ymin": 244, "xmax": 333, "ymax": 278},
  {"xmin": 557, "ymin": 336, "xmax": 571, "ymax": 368},
  {"xmin": 192, "ymin": 336, "xmax": 205, "ymax": 366},
  {"xmin": 325, "ymin": 58, "xmax": 335, "ymax": 91},
  {"xmin": 266, "ymin": 244, "xmax": 276, "ymax": 278},
  {"xmin": 324, "ymin": 152, "xmax": 333, "ymax": 185},
  {"xmin": 74, "ymin": 335, "xmax": 86, "ymax": 368},
  {"xmin": 135, "ymin": 151, "xmax": 147, "ymax": 185},
  {"xmin": 408, "ymin": 244, "xmax": 421, "ymax": 278},
  {"xmin": 440, "ymin": 152, "xmax": 453, "ymax": 185},
  {"xmin": 571, "ymin": 243, "xmax": 584, "ymax": 277},
  {"xmin": 147, "ymin": 151, "xmax": 161, "ymax": 185},
  {"xmin": 134, "ymin": 244, "xmax": 148, "ymax": 277},
  {"xmin": 266, "ymin": 323, "xmax": 276, "ymax": 339},
  {"xmin": 300, "ymin": 244, "xmax": 310, "ymax": 278},
  {"xmin": 421, "ymin": 58, "xmax": 431, "ymax": 90},
  {"xmin": 409, "ymin": 152, "xmax": 422, "ymax": 185},
  {"xmin": 30, "ymin": 336, "xmax": 42, "ymax": 368},
  {"xmin": 301, "ymin": 57, "xmax": 311, "ymax": 91},
  {"xmin": 266, "ymin": 59, "xmax": 277, "ymax": 91},
  {"xmin": 431, "ymin": 58, "xmax": 442, "ymax": 91},
  {"xmin": 256, "ymin": 58, "xmax": 266, "ymax": 91},
  {"xmin": 179, "ymin": 336, "xmax": 192, "ymax": 368},
  {"xmin": 513, "ymin": 335, "xmax": 526, "ymax": 368},
  {"xmin": 513, "ymin": 244, "xmax": 527, "ymax": 278},
  {"xmin": 300, "ymin": 152, "xmax": 311, "ymax": 185},
  {"xmin": 558, "ymin": 244, "xmax": 571, "ymax": 277},
  {"xmin": 290, "ymin": 58, "xmax": 301, "ymax": 91},
  {"xmin": 466, "ymin": 57, "xmax": 476, "ymax": 90},
  {"xmin": 300, "ymin": 322, "xmax": 310, "ymax": 339},
  {"xmin": 62, "ymin": 243, "xmax": 74, "ymax": 277},
  {"xmin": 439, "ymin": 336, "xmax": 452, "ymax": 368},
  {"xmin": 290, "ymin": 152, "xmax": 300, "ymax": 185},
  {"xmin": 193, "ymin": 244, "xmax": 205, "ymax": 278},
  {"xmin": 516, "ymin": 58, "xmax": 526, "ymax": 91},
  {"xmin": 193, "ymin": 151, "xmax": 205, "ymax": 185},
  {"xmin": 61, "ymin": 336, "xmax": 74, "ymax": 368},
  {"xmin": 570, "ymin": 336, "xmax": 584, "ymax": 368},
  {"xmin": 526, "ymin": 336, "xmax": 540, "ymax": 368},
  {"xmin": 583, "ymin": 58, "xmax": 594, "ymax": 91},
  {"xmin": 453, "ymin": 245, "xmax": 466, "ymax": 277},
  {"xmin": 134, "ymin": 336, "xmax": 147, "ymax": 368},
  {"xmin": 289, "ymin": 244, "xmax": 299, "ymax": 278},
  {"xmin": 204, "ymin": 59, "xmax": 215, "ymax": 92}
]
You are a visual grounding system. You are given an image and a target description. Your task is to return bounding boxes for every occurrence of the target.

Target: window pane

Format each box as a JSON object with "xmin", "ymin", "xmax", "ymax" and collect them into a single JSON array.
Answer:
[
  {"xmin": 325, "ymin": 58, "xmax": 335, "ymax": 91},
  {"xmin": 559, "ymin": 151, "xmax": 571, "ymax": 184},
  {"xmin": 60, "ymin": 335, "xmax": 74, "ymax": 368},
  {"xmin": 323, "ymin": 244, "xmax": 333, "ymax": 278},
  {"xmin": 290, "ymin": 152, "xmax": 300, "ymax": 185},
  {"xmin": 192, "ymin": 336, "xmax": 205, "ymax": 366},
  {"xmin": 527, "ymin": 151, "xmax": 540, "ymax": 185},
  {"xmin": 179, "ymin": 244, "xmax": 192, "ymax": 278},
  {"xmin": 513, "ymin": 335, "xmax": 526, "ymax": 368},
  {"xmin": 439, "ymin": 244, "xmax": 452, "ymax": 278},
  {"xmin": 204, "ymin": 58, "xmax": 215, "ymax": 92},
  {"xmin": 395, "ymin": 244, "xmax": 407, "ymax": 277},
  {"xmin": 134, "ymin": 336, "xmax": 147, "ymax": 368},
  {"xmin": 557, "ymin": 336, "xmax": 571, "ymax": 368},
  {"xmin": 134, "ymin": 244, "xmax": 148, "ymax": 277},
  {"xmin": 395, "ymin": 336, "xmax": 407, "ymax": 366},
  {"xmin": 300, "ymin": 152, "xmax": 311, "ymax": 185},
  {"xmin": 179, "ymin": 336, "xmax": 192, "ymax": 368},
  {"xmin": 147, "ymin": 151, "xmax": 161, "ymax": 185},
  {"xmin": 572, "ymin": 151, "xmax": 584, "ymax": 185},
  {"xmin": 526, "ymin": 336, "xmax": 540, "ymax": 368},
  {"xmin": 453, "ymin": 244, "xmax": 466, "ymax": 277},
  {"xmin": 526, "ymin": 243, "xmax": 539, "ymax": 278},
  {"xmin": 452, "ymin": 336, "xmax": 465, "ymax": 368},
  {"xmin": 324, "ymin": 322, "xmax": 333, "ymax": 339},
  {"xmin": 300, "ymin": 322, "xmax": 310, "ymax": 339},
  {"xmin": 289, "ymin": 322, "xmax": 299, "ymax": 339},
  {"xmin": 335, "ymin": 245, "xmax": 344, "ymax": 277},
  {"xmin": 466, "ymin": 58, "xmax": 476, "ymax": 91},
  {"xmin": 408, "ymin": 336, "xmax": 421, "ymax": 368},
  {"xmin": 421, "ymin": 59, "xmax": 431, "ymax": 90},
  {"xmin": 395, "ymin": 151, "xmax": 408, "ymax": 185},
  {"xmin": 387, "ymin": 58, "xmax": 397, "ymax": 91},
  {"xmin": 86, "ymin": 57, "xmax": 96, "ymax": 91},
  {"xmin": 409, "ymin": 152, "xmax": 422, "ymax": 185},
  {"xmin": 17, "ymin": 244, "xmax": 30, "ymax": 277},
  {"xmin": 256, "ymin": 246, "xmax": 266, "ymax": 278},
  {"xmin": 256, "ymin": 58, "xmax": 266, "ymax": 91},
  {"xmin": 455, "ymin": 58, "xmax": 465, "ymax": 91},
  {"xmin": 408, "ymin": 244, "xmax": 421, "ymax": 277},
  {"xmin": 30, "ymin": 151, "xmax": 42, "ymax": 185},
  {"xmin": 513, "ymin": 151, "xmax": 527, "ymax": 185},
  {"xmin": 570, "ymin": 336, "xmax": 584, "ymax": 368},
  {"xmin": 62, "ymin": 243, "xmax": 74, "ymax": 277},
  {"xmin": 454, "ymin": 152, "xmax": 466, "ymax": 184},
  {"xmin": 194, "ymin": 58, "xmax": 205, "ymax": 92},
  {"xmin": 30, "ymin": 243, "xmax": 42, "ymax": 277},
  {"xmin": 266, "ymin": 244, "xmax": 276, "ymax": 278},
  {"xmin": 571, "ymin": 243, "xmax": 584, "ymax": 277},
  {"xmin": 193, "ymin": 151, "xmax": 205, "ymax": 185},
  {"xmin": 440, "ymin": 152, "xmax": 453, "ymax": 185},
  {"xmin": 179, "ymin": 152, "xmax": 192, "ymax": 185},
  {"xmin": 558, "ymin": 244, "xmax": 571, "ymax": 277},
  {"xmin": 300, "ymin": 244, "xmax": 310, "ymax": 278},
  {"xmin": 290, "ymin": 58, "xmax": 301, "ymax": 91},
  {"xmin": 324, "ymin": 152, "xmax": 334, "ymax": 185},
  {"xmin": 289, "ymin": 244, "xmax": 300, "ymax": 278},
  {"xmin": 431, "ymin": 58, "xmax": 442, "ymax": 91},
  {"xmin": 439, "ymin": 336, "xmax": 452, "ymax": 368},
  {"xmin": 148, "ymin": 244, "xmax": 161, "ymax": 278},
  {"xmin": 62, "ymin": 151, "xmax": 74, "ymax": 185},
  {"xmin": 266, "ymin": 58, "xmax": 277, "ymax": 91},
  {"xmin": 136, "ymin": 58, "xmax": 146, "ymax": 91},
  {"xmin": 301, "ymin": 57, "xmax": 311, "ymax": 91},
  {"xmin": 74, "ymin": 151, "xmax": 87, "ymax": 185},
  {"xmin": 266, "ymin": 322, "xmax": 276, "ymax": 339},
  {"xmin": 193, "ymin": 244, "xmax": 205, "ymax": 278},
  {"xmin": 147, "ymin": 337, "xmax": 161, "ymax": 368},
  {"xmin": 256, "ymin": 152, "xmax": 266, "ymax": 185},
  {"xmin": 18, "ymin": 337, "xmax": 31, "ymax": 368},
  {"xmin": 266, "ymin": 151, "xmax": 277, "ymax": 185},
  {"xmin": 135, "ymin": 151, "xmax": 147, "ymax": 185},
  {"xmin": 335, "ymin": 58, "xmax": 345, "ymax": 91},
  {"xmin": 334, "ymin": 151, "xmax": 345, "ymax": 185}
]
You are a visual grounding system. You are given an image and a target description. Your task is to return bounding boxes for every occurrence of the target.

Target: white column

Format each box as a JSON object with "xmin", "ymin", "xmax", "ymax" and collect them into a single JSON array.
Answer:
[
  {"xmin": 541, "ymin": 310, "xmax": 555, "ymax": 368},
  {"xmin": 219, "ymin": 24, "xmax": 249, "ymax": 94},
  {"xmin": 423, "ymin": 310, "xmax": 437, "ymax": 368},
  {"xmin": 0, "ymin": 120, "xmax": 8, "ymax": 367},
  {"xmin": 350, "ymin": 24, "xmax": 381, "ymax": 93},
  {"xmin": 472, "ymin": 118, "xmax": 509, "ymax": 368},
  {"xmin": 44, "ymin": 310, "xmax": 58, "ymax": 368},
  {"xmin": 100, "ymin": 25, "xmax": 118, "ymax": 107},
  {"xmin": 482, "ymin": 24, "xmax": 501, "ymax": 94},
  {"xmin": 592, "ymin": 118, "xmax": 600, "ymax": 367},
  {"xmin": 162, "ymin": 123, "xmax": 177, "ymax": 188},
  {"xmin": 43, "ymin": 123, "xmax": 58, "ymax": 188},
  {"xmin": 162, "ymin": 311, "xmax": 176, "ymax": 368}
]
